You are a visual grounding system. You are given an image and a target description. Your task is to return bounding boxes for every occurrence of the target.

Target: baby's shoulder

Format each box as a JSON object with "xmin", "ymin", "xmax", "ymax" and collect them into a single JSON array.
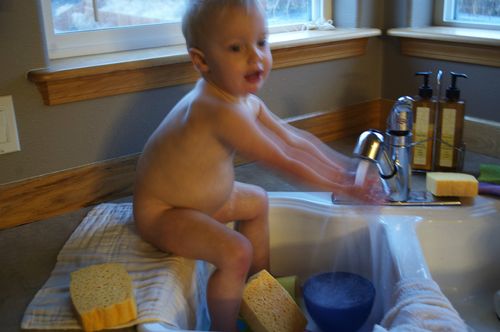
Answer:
[
  {"xmin": 188, "ymin": 94, "xmax": 232, "ymax": 121},
  {"xmin": 187, "ymin": 91, "xmax": 264, "ymax": 125},
  {"xmin": 247, "ymin": 94, "xmax": 264, "ymax": 108}
]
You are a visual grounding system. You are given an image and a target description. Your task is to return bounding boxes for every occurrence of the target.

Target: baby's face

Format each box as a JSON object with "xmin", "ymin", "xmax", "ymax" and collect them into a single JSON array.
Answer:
[{"xmin": 201, "ymin": 5, "xmax": 272, "ymax": 97}]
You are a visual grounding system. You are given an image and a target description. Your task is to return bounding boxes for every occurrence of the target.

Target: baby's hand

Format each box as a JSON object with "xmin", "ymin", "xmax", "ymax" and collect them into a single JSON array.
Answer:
[{"xmin": 332, "ymin": 160, "xmax": 387, "ymax": 204}]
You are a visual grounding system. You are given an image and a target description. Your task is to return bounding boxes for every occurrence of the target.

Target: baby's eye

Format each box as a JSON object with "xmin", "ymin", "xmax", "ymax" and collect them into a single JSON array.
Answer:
[
  {"xmin": 257, "ymin": 39, "xmax": 267, "ymax": 48},
  {"xmin": 229, "ymin": 44, "xmax": 241, "ymax": 52}
]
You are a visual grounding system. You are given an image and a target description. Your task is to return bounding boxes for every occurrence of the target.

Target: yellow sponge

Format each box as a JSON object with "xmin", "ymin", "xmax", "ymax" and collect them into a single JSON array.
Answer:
[
  {"xmin": 426, "ymin": 172, "xmax": 478, "ymax": 197},
  {"xmin": 70, "ymin": 263, "xmax": 137, "ymax": 331},
  {"xmin": 240, "ymin": 270, "xmax": 307, "ymax": 332}
]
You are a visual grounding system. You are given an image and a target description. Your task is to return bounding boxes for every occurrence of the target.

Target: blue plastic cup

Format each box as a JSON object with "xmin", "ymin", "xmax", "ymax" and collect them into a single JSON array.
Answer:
[{"xmin": 303, "ymin": 271, "xmax": 375, "ymax": 332}]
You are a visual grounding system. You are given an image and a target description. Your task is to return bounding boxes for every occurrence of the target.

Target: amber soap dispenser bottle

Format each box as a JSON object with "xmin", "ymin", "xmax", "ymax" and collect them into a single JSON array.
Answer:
[
  {"xmin": 411, "ymin": 71, "xmax": 437, "ymax": 171},
  {"xmin": 435, "ymin": 72, "xmax": 468, "ymax": 171}
]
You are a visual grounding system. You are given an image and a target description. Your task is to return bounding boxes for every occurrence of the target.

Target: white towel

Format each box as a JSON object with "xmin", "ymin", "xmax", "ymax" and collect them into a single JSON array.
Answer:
[
  {"xmin": 373, "ymin": 278, "xmax": 468, "ymax": 332},
  {"xmin": 21, "ymin": 203, "xmax": 213, "ymax": 330}
]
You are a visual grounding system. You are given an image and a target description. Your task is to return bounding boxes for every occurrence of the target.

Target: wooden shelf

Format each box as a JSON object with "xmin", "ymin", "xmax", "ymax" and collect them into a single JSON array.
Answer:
[
  {"xmin": 28, "ymin": 29, "xmax": 380, "ymax": 105},
  {"xmin": 388, "ymin": 27, "xmax": 500, "ymax": 67},
  {"xmin": 400, "ymin": 38, "xmax": 500, "ymax": 67}
]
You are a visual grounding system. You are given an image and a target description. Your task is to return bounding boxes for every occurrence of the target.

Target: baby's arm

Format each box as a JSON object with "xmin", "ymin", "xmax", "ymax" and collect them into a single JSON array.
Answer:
[
  {"xmin": 216, "ymin": 100, "xmax": 384, "ymax": 202},
  {"xmin": 255, "ymin": 103, "xmax": 354, "ymax": 178},
  {"xmin": 215, "ymin": 103, "xmax": 339, "ymax": 191},
  {"xmin": 254, "ymin": 104, "xmax": 386, "ymax": 203}
]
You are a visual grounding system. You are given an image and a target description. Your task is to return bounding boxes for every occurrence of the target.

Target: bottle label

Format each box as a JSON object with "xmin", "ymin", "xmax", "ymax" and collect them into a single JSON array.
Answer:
[
  {"xmin": 439, "ymin": 108, "xmax": 456, "ymax": 167},
  {"xmin": 413, "ymin": 106, "xmax": 430, "ymax": 165}
]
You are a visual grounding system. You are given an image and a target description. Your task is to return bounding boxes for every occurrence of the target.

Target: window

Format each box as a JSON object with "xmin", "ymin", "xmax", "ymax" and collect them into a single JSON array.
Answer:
[
  {"xmin": 435, "ymin": 0, "xmax": 500, "ymax": 29},
  {"xmin": 41, "ymin": 0, "xmax": 331, "ymax": 59}
]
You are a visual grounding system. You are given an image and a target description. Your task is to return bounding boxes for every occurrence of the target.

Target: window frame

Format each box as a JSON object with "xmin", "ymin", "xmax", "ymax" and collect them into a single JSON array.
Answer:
[
  {"xmin": 40, "ymin": 0, "xmax": 332, "ymax": 60},
  {"xmin": 434, "ymin": 0, "xmax": 500, "ymax": 30}
]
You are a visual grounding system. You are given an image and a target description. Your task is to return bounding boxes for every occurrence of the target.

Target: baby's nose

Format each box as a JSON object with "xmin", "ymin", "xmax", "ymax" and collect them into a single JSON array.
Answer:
[{"xmin": 248, "ymin": 46, "xmax": 263, "ymax": 63}]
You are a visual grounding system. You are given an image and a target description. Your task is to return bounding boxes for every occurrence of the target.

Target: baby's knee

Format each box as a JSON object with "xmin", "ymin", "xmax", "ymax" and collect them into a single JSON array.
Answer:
[
  {"xmin": 223, "ymin": 235, "xmax": 253, "ymax": 276},
  {"xmin": 250, "ymin": 185, "xmax": 269, "ymax": 214}
]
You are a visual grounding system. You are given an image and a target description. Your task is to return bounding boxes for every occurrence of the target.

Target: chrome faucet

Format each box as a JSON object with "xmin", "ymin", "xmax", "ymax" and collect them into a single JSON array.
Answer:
[{"xmin": 354, "ymin": 96, "xmax": 414, "ymax": 202}]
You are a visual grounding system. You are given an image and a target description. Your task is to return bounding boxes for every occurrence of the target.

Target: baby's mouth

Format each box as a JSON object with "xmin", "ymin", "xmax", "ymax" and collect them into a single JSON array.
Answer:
[{"xmin": 245, "ymin": 70, "xmax": 263, "ymax": 83}]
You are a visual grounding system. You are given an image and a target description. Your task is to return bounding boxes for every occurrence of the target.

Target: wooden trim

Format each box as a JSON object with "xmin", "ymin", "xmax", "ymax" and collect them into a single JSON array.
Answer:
[
  {"xmin": 271, "ymin": 38, "xmax": 367, "ymax": 70},
  {"xmin": 31, "ymin": 61, "xmax": 198, "ymax": 106},
  {"xmin": 0, "ymin": 99, "xmax": 384, "ymax": 230},
  {"xmin": 0, "ymin": 154, "xmax": 137, "ymax": 230},
  {"xmin": 28, "ymin": 38, "xmax": 369, "ymax": 106},
  {"xmin": 400, "ymin": 38, "xmax": 500, "ymax": 67},
  {"xmin": 289, "ymin": 99, "xmax": 385, "ymax": 142}
]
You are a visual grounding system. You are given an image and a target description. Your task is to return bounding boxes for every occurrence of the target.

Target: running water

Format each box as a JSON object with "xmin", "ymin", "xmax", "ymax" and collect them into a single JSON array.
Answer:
[
  {"xmin": 355, "ymin": 159, "xmax": 371, "ymax": 187},
  {"xmin": 308, "ymin": 214, "xmax": 335, "ymax": 275}
]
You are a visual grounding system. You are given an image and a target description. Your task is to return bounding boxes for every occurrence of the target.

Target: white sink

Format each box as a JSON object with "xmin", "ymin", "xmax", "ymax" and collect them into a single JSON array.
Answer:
[
  {"xmin": 140, "ymin": 192, "xmax": 412, "ymax": 332},
  {"xmin": 267, "ymin": 192, "xmax": 402, "ymax": 331},
  {"xmin": 415, "ymin": 195, "xmax": 500, "ymax": 332},
  {"xmin": 263, "ymin": 192, "xmax": 500, "ymax": 332},
  {"xmin": 139, "ymin": 192, "xmax": 500, "ymax": 332}
]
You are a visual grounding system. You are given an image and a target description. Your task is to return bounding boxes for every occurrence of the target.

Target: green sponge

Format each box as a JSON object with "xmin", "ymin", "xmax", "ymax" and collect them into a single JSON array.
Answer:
[
  {"xmin": 276, "ymin": 275, "xmax": 298, "ymax": 303},
  {"xmin": 478, "ymin": 164, "xmax": 500, "ymax": 184}
]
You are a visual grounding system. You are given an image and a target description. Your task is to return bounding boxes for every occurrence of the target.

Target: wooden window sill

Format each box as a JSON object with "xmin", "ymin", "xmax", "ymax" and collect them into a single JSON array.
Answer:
[
  {"xmin": 387, "ymin": 27, "xmax": 500, "ymax": 67},
  {"xmin": 28, "ymin": 28, "xmax": 381, "ymax": 106}
]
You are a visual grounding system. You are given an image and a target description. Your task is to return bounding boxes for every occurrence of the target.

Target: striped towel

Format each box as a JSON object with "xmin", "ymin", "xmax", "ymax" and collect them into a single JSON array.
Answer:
[{"xmin": 21, "ymin": 203, "xmax": 212, "ymax": 330}]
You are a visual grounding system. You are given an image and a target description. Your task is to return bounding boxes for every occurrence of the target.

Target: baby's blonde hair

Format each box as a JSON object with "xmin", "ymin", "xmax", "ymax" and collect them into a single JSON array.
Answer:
[{"xmin": 182, "ymin": 0, "xmax": 265, "ymax": 49}]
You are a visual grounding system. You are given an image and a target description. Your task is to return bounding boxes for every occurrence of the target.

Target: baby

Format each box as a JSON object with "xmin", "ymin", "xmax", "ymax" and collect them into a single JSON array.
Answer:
[{"xmin": 133, "ymin": 1, "xmax": 384, "ymax": 331}]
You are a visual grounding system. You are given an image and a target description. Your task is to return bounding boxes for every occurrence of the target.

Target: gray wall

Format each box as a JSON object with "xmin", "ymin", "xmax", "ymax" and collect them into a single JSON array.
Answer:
[
  {"xmin": 0, "ymin": 0, "xmax": 497, "ymax": 185},
  {"xmin": 0, "ymin": 1, "xmax": 382, "ymax": 184},
  {"xmin": 334, "ymin": 0, "xmax": 384, "ymax": 28}
]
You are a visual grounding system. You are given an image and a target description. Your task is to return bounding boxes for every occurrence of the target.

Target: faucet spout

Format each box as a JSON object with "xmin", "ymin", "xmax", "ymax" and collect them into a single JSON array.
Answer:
[{"xmin": 353, "ymin": 130, "xmax": 395, "ymax": 179}]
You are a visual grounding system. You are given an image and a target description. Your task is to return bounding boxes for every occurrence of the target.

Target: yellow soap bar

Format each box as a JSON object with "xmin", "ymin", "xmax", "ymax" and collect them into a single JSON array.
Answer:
[{"xmin": 426, "ymin": 172, "xmax": 478, "ymax": 197}]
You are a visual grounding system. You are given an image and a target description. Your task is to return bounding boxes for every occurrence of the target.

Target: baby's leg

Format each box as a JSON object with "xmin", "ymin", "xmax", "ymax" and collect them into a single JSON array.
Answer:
[
  {"xmin": 212, "ymin": 181, "xmax": 270, "ymax": 276},
  {"xmin": 134, "ymin": 203, "xmax": 253, "ymax": 332}
]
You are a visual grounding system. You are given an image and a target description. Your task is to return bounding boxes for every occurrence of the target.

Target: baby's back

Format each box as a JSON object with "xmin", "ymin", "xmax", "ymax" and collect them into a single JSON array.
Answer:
[{"xmin": 134, "ymin": 91, "xmax": 236, "ymax": 215}]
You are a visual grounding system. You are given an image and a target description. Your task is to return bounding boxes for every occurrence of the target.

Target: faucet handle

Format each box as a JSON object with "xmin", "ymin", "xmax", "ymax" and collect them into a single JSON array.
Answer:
[
  {"xmin": 396, "ymin": 95, "xmax": 414, "ymax": 107},
  {"xmin": 387, "ymin": 96, "xmax": 414, "ymax": 134}
]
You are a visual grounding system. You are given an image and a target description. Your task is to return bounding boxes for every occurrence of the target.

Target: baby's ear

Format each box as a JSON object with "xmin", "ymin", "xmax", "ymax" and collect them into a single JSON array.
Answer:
[{"xmin": 188, "ymin": 48, "xmax": 209, "ymax": 74}]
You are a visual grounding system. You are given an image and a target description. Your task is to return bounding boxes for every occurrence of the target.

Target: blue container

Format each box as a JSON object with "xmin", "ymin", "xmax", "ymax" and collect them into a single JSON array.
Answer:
[{"xmin": 303, "ymin": 271, "xmax": 375, "ymax": 332}]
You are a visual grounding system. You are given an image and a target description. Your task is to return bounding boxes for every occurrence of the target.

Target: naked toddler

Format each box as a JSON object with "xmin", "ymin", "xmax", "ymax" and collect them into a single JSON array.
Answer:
[{"xmin": 133, "ymin": 1, "xmax": 384, "ymax": 331}]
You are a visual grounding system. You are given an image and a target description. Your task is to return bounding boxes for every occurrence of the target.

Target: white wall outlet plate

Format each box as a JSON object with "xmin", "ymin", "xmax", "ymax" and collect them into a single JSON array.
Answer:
[{"xmin": 0, "ymin": 95, "xmax": 21, "ymax": 155}]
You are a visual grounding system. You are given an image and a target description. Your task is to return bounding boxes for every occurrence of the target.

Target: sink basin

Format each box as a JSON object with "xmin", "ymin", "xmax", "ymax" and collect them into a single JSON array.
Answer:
[
  {"xmin": 267, "ymin": 192, "xmax": 401, "ymax": 331},
  {"xmin": 376, "ymin": 194, "xmax": 500, "ymax": 332},
  {"xmin": 415, "ymin": 195, "xmax": 500, "ymax": 332},
  {"xmin": 270, "ymin": 192, "xmax": 500, "ymax": 332},
  {"xmin": 138, "ymin": 192, "xmax": 500, "ymax": 332},
  {"xmin": 139, "ymin": 192, "xmax": 406, "ymax": 332}
]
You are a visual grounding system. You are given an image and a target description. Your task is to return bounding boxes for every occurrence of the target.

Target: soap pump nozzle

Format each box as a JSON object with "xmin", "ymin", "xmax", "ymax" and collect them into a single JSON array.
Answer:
[
  {"xmin": 446, "ymin": 72, "xmax": 468, "ymax": 101},
  {"xmin": 415, "ymin": 71, "xmax": 433, "ymax": 99}
]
